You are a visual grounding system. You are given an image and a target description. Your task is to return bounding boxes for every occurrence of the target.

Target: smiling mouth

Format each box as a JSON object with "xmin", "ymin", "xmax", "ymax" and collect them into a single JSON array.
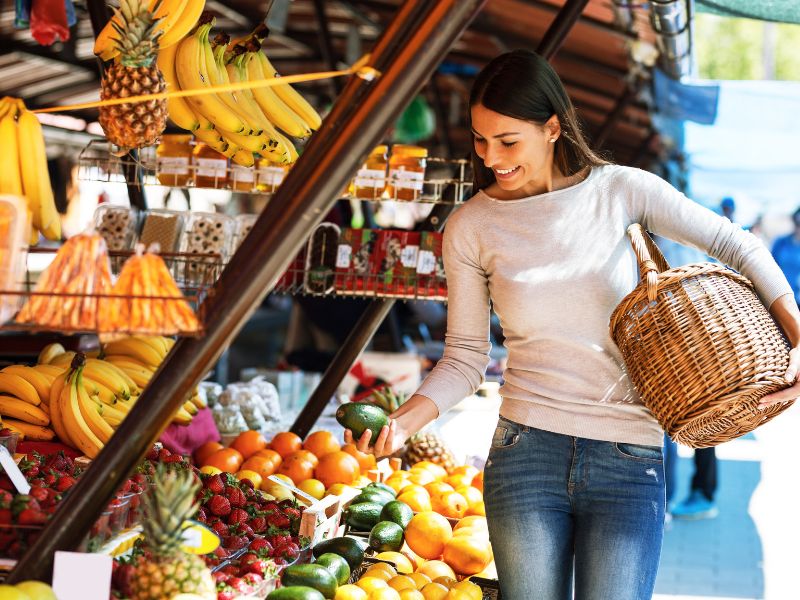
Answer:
[{"xmin": 494, "ymin": 166, "xmax": 520, "ymax": 176}]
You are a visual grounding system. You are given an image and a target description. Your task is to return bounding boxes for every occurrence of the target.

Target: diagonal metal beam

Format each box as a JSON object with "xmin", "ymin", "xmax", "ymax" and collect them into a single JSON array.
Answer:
[
  {"xmin": 594, "ymin": 83, "xmax": 637, "ymax": 147},
  {"xmin": 8, "ymin": 0, "xmax": 489, "ymax": 583},
  {"xmin": 537, "ymin": 0, "xmax": 592, "ymax": 60}
]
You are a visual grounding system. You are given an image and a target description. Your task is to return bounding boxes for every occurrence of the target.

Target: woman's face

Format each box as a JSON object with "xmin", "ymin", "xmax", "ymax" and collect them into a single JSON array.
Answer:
[{"xmin": 471, "ymin": 103, "xmax": 558, "ymax": 192}]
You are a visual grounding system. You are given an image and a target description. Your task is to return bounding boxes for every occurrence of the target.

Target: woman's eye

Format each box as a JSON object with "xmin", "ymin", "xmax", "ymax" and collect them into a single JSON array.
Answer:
[
  {"xmin": 502, "ymin": 141, "xmax": 517, "ymax": 148},
  {"xmin": 474, "ymin": 137, "xmax": 486, "ymax": 144}
]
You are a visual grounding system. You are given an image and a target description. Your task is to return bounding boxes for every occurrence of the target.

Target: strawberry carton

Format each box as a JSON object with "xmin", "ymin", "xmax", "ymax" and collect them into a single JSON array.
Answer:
[
  {"xmin": 334, "ymin": 228, "xmax": 380, "ymax": 295},
  {"xmin": 375, "ymin": 230, "xmax": 420, "ymax": 297},
  {"xmin": 416, "ymin": 231, "xmax": 447, "ymax": 299}
]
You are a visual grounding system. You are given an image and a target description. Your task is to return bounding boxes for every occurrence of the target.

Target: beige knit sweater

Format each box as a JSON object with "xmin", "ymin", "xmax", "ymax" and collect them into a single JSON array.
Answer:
[{"xmin": 415, "ymin": 165, "xmax": 793, "ymax": 445}]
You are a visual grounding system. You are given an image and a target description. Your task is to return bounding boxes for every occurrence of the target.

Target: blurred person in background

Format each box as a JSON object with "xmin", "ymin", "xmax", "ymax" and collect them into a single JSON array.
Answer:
[{"xmin": 771, "ymin": 207, "xmax": 800, "ymax": 306}]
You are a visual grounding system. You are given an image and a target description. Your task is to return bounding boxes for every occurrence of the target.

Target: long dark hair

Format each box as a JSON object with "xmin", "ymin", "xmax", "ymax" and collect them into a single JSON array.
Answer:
[{"xmin": 469, "ymin": 50, "xmax": 609, "ymax": 191}]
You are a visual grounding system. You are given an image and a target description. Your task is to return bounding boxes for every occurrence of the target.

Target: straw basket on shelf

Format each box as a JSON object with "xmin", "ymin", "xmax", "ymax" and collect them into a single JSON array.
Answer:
[{"xmin": 609, "ymin": 224, "xmax": 794, "ymax": 448}]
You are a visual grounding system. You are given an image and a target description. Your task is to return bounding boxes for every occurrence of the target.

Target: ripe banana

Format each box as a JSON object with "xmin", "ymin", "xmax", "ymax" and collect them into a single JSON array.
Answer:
[
  {"xmin": 182, "ymin": 399, "xmax": 198, "ymax": 416},
  {"xmin": 159, "ymin": 0, "xmax": 206, "ymax": 49},
  {"xmin": 172, "ymin": 405, "xmax": 193, "ymax": 425},
  {"xmin": 1, "ymin": 366, "xmax": 51, "ymax": 404},
  {"xmin": 0, "ymin": 372, "xmax": 41, "ymax": 406},
  {"xmin": 104, "ymin": 338, "xmax": 163, "ymax": 367},
  {"xmin": 257, "ymin": 49, "xmax": 322, "ymax": 131},
  {"xmin": 0, "ymin": 101, "xmax": 23, "ymax": 196},
  {"xmin": 0, "ymin": 395, "xmax": 49, "ymax": 426},
  {"xmin": 206, "ymin": 36, "xmax": 263, "ymax": 137},
  {"xmin": 157, "ymin": 41, "xmax": 201, "ymax": 132},
  {"xmin": 37, "ymin": 342, "xmax": 66, "ymax": 365},
  {"xmin": 84, "ymin": 359, "xmax": 133, "ymax": 399},
  {"xmin": 16, "ymin": 100, "xmax": 59, "ymax": 240},
  {"xmin": 59, "ymin": 369, "xmax": 103, "ymax": 458},
  {"xmin": 175, "ymin": 22, "xmax": 247, "ymax": 134},
  {"xmin": 103, "ymin": 361, "xmax": 152, "ymax": 389},
  {"xmin": 94, "ymin": 0, "xmax": 190, "ymax": 61},
  {"xmin": 193, "ymin": 128, "xmax": 229, "ymax": 154},
  {"xmin": 232, "ymin": 149, "xmax": 255, "ymax": 168},
  {"xmin": 3, "ymin": 419, "xmax": 54, "ymax": 441},
  {"xmin": 83, "ymin": 376, "xmax": 118, "ymax": 405},
  {"xmin": 135, "ymin": 335, "xmax": 170, "ymax": 356},
  {"xmin": 48, "ymin": 372, "xmax": 75, "ymax": 447},
  {"xmin": 245, "ymin": 45, "xmax": 311, "ymax": 139},
  {"xmin": 49, "ymin": 351, "xmax": 76, "ymax": 369},
  {"xmin": 76, "ymin": 370, "xmax": 114, "ymax": 443}
]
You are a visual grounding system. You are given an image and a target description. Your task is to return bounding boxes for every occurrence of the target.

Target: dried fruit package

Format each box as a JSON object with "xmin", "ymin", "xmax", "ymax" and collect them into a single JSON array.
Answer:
[
  {"xmin": 15, "ymin": 231, "xmax": 112, "ymax": 330},
  {"xmin": 0, "ymin": 195, "xmax": 30, "ymax": 322},
  {"xmin": 99, "ymin": 244, "xmax": 200, "ymax": 335}
]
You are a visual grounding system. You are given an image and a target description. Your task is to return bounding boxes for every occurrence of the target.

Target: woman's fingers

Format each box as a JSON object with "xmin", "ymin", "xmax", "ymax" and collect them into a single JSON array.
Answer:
[
  {"xmin": 343, "ymin": 429, "xmax": 353, "ymax": 445},
  {"xmin": 785, "ymin": 347, "xmax": 800, "ymax": 383},
  {"xmin": 355, "ymin": 428, "xmax": 373, "ymax": 453},
  {"xmin": 758, "ymin": 381, "xmax": 800, "ymax": 408}
]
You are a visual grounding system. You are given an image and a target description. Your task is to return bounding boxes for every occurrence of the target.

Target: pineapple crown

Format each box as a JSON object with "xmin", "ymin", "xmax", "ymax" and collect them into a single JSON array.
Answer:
[
  {"xmin": 111, "ymin": 0, "xmax": 164, "ymax": 67},
  {"xmin": 140, "ymin": 465, "xmax": 200, "ymax": 557}
]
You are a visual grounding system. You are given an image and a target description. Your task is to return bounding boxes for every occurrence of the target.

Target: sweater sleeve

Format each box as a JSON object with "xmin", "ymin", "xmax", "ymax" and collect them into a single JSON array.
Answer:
[
  {"xmin": 415, "ymin": 209, "xmax": 493, "ymax": 415},
  {"xmin": 623, "ymin": 167, "xmax": 793, "ymax": 308}
]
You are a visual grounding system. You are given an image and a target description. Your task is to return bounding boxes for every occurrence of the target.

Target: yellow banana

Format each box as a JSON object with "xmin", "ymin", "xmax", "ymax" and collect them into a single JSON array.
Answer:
[
  {"xmin": 159, "ymin": 0, "xmax": 206, "ymax": 49},
  {"xmin": 31, "ymin": 363, "xmax": 62, "ymax": 381},
  {"xmin": 103, "ymin": 356, "xmax": 156, "ymax": 374},
  {"xmin": 190, "ymin": 392, "xmax": 206, "ymax": 410},
  {"xmin": 231, "ymin": 149, "xmax": 255, "ymax": 168},
  {"xmin": 48, "ymin": 372, "xmax": 74, "ymax": 447},
  {"xmin": 49, "ymin": 351, "xmax": 76, "ymax": 369},
  {"xmin": 1, "ymin": 365, "xmax": 51, "ymax": 404},
  {"xmin": 59, "ymin": 369, "xmax": 103, "ymax": 458},
  {"xmin": 0, "ymin": 101, "xmax": 22, "ymax": 196},
  {"xmin": 175, "ymin": 22, "xmax": 247, "ymax": 134},
  {"xmin": 257, "ymin": 49, "xmax": 322, "ymax": 131},
  {"xmin": 37, "ymin": 343, "xmax": 66, "ymax": 365},
  {"xmin": 107, "ymin": 363, "xmax": 152, "ymax": 389},
  {"xmin": 84, "ymin": 359, "xmax": 133, "ymax": 398},
  {"xmin": 16, "ymin": 100, "xmax": 59, "ymax": 239},
  {"xmin": 244, "ymin": 44, "xmax": 311, "ymax": 139},
  {"xmin": 207, "ymin": 37, "xmax": 263, "ymax": 137},
  {"xmin": 95, "ymin": 0, "xmax": 189, "ymax": 61},
  {"xmin": 219, "ymin": 130, "xmax": 268, "ymax": 154},
  {"xmin": 193, "ymin": 128, "xmax": 229, "ymax": 153},
  {"xmin": 4, "ymin": 419, "xmax": 53, "ymax": 441},
  {"xmin": 172, "ymin": 405, "xmax": 193, "ymax": 425},
  {"xmin": 135, "ymin": 335, "xmax": 170, "ymax": 356},
  {"xmin": 83, "ymin": 376, "xmax": 117, "ymax": 405},
  {"xmin": 0, "ymin": 372, "xmax": 41, "ymax": 406},
  {"xmin": 104, "ymin": 337, "xmax": 164, "ymax": 367},
  {"xmin": 94, "ymin": 398, "xmax": 127, "ymax": 423},
  {"xmin": 76, "ymin": 371, "xmax": 114, "ymax": 443},
  {"xmin": 157, "ymin": 40, "xmax": 201, "ymax": 132},
  {"xmin": 0, "ymin": 395, "xmax": 49, "ymax": 426},
  {"xmin": 182, "ymin": 399, "xmax": 198, "ymax": 416}
]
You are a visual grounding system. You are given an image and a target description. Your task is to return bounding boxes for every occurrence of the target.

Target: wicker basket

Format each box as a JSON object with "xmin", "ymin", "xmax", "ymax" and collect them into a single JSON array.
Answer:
[{"xmin": 609, "ymin": 224, "xmax": 793, "ymax": 448}]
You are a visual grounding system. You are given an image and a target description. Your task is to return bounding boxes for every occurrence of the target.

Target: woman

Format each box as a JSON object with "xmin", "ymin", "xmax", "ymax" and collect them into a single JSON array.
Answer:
[{"xmin": 346, "ymin": 50, "xmax": 800, "ymax": 600}]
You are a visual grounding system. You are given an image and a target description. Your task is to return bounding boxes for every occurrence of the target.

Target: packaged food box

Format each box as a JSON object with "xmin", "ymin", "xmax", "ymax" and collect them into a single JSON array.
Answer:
[
  {"xmin": 303, "ymin": 222, "xmax": 341, "ymax": 295},
  {"xmin": 417, "ymin": 231, "xmax": 447, "ymax": 299},
  {"xmin": 375, "ymin": 230, "xmax": 420, "ymax": 297},
  {"xmin": 0, "ymin": 195, "xmax": 30, "ymax": 322},
  {"xmin": 334, "ymin": 228, "xmax": 379, "ymax": 295},
  {"xmin": 179, "ymin": 212, "xmax": 235, "ymax": 285},
  {"xmin": 138, "ymin": 208, "xmax": 184, "ymax": 253},
  {"xmin": 233, "ymin": 214, "xmax": 258, "ymax": 252}
]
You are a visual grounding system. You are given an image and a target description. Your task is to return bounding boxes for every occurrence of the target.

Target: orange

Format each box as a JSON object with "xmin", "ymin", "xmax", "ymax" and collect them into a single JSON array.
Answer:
[
  {"xmin": 230, "ymin": 430, "xmax": 267, "ymax": 459},
  {"xmin": 386, "ymin": 477, "xmax": 413, "ymax": 494},
  {"xmin": 455, "ymin": 486, "xmax": 483, "ymax": 509},
  {"xmin": 433, "ymin": 491, "xmax": 468, "ymax": 520},
  {"xmin": 357, "ymin": 577, "xmax": 389, "ymax": 593},
  {"xmin": 451, "ymin": 581, "xmax": 482, "ymax": 600},
  {"xmin": 425, "ymin": 482, "xmax": 455, "ymax": 500},
  {"xmin": 448, "ymin": 465, "xmax": 479, "ymax": 481},
  {"xmin": 194, "ymin": 441, "xmax": 223, "ymax": 466},
  {"xmin": 304, "ymin": 430, "xmax": 342, "ymax": 458},
  {"xmin": 397, "ymin": 489, "xmax": 432, "ymax": 513},
  {"xmin": 387, "ymin": 575, "xmax": 416, "ymax": 592},
  {"xmin": 453, "ymin": 516, "xmax": 487, "ymax": 532},
  {"xmin": 407, "ymin": 572, "xmax": 432, "ymax": 590},
  {"xmin": 235, "ymin": 469, "xmax": 263, "ymax": 489},
  {"xmin": 292, "ymin": 449, "xmax": 320, "ymax": 469},
  {"xmin": 471, "ymin": 560, "xmax": 497, "ymax": 580},
  {"xmin": 399, "ymin": 591, "xmax": 425, "ymax": 600},
  {"xmin": 471, "ymin": 471, "xmax": 483, "ymax": 492},
  {"xmin": 335, "ymin": 585, "xmax": 368, "ymax": 600},
  {"xmin": 415, "ymin": 561, "xmax": 456, "ymax": 581},
  {"xmin": 365, "ymin": 562, "xmax": 397, "ymax": 579},
  {"xmin": 343, "ymin": 442, "xmax": 378, "ymax": 471},
  {"xmin": 241, "ymin": 455, "xmax": 278, "ymax": 480},
  {"xmin": 442, "ymin": 536, "xmax": 492, "ymax": 575},
  {"xmin": 411, "ymin": 462, "xmax": 448, "ymax": 480},
  {"xmin": 442, "ymin": 590, "xmax": 475, "ymax": 600},
  {"xmin": 375, "ymin": 551, "xmax": 414, "ymax": 574},
  {"xmin": 277, "ymin": 451, "xmax": 316, "ymax": 484},
  {"xmin": 405, "ymin": 512, "xmax": 452, "ymax": 560},
  {"xmin": 269, "ymin": 431, "xmax": 302, "ymax": 457},
  {"xmin": 203, "ymin": 448, "xmax": 243, "ymax": 473},
  {"xmin": 408, "ymin": 471, "xmax": 436, "ymax": 487},
  {"xmin": 445, "ymin": 474, "xmax": 474, "ymax": 490},
  {"xmin": 465, "ymin": 501, "xmax": 485, "ymax": 517},
  {"xmin": 368, "ymin": 589, "xmax": 401, "ymax": 600},
  {"xmin": 252, "ymin": 448, "xmax": 283, "ymax": 468},
  {"xmin": 315, "ymin": 451, "xmax": 361, "ymax": 488},
  {"xmin": 199, "ymin": 465, "xmax": 222, "ymax": 476},
  {"xmin": 432, "ymin": 576, "xmax": 456, "ymax": 588},
  {"xmin": 419, "ymin": 582, "xmax": 448, "ymax": 600}
]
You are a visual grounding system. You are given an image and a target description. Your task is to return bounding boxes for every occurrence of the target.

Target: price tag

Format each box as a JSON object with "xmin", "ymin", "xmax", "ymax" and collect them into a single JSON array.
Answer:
[
  {"xmin": 0, "ymin": 445, "xmax": 29, "ymax": 494},
  {"xmin": 181, "ymin": 520, "xmax": 220, "ymax": 555},
  {"xmin": 417, "ymin": 250, "xmax": 436, "ymax": 274},
  {"xmin": 336, "ymin": 244, "xmax": 352, "ymax": 268},
  {"xmin": 53, "ymin": 551, "xmax": 113, "ymax": 600},
  {"xmin": 401, "ymin": 245, "xmax": 419, "ymax": 268}
]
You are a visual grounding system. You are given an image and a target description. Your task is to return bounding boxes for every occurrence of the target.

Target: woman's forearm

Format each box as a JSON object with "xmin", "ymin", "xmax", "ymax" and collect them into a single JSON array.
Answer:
[
  {"xmin": 770, "ymin": 294, "xmax": 800, "ymax": 347},
  {"xmin": 391, "ymin": 394, "xmax": 440, "ymax": 441}
]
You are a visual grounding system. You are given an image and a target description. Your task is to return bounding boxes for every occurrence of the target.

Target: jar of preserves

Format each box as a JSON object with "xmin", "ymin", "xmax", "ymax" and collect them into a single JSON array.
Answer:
[
  {"xmin": 386, "ymin": 145, "xmax": 428, "ymax": 201},
  {"xmin": 156, "ymin": 134, "xmax": 193, "ymax": 187},
  {"xmin": 256, "ymin": 157, "xmax": 288, "ymax": 193},
  {"xmin": 231, "ymin": 162, "xmax": 256, "ymax": 192},
  {"xmin": 354, "ymin": 145, "xmax": 389, "ymax": 200},
  {"xmin": 192, "ymin": 142, "xmax": 229, "ymax": 189}
]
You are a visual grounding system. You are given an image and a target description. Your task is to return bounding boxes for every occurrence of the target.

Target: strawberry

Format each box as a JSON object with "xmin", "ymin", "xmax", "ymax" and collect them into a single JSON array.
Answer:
[
  {"xmin": 263, "ymin": 501, "xmax": 280, "ymax": 513},
  {"xmin": 0, "ymin": 509, "xmax": 12, "ymax": 525},
  {"xmin": 248, "ymin": 516, "xmax": 267, "ymax": 534},
  {"xmin": 248, "ymin": 537, "xmax": 272, "ymax": 555},
  {"xmin": 205, "ymin": 474, "xmax": 225, "ymax": 495},
  {"xmin": 0, "ymin": 490, "xmax": 13, "ymax": 509},
  {"xmin": 207, "ymin": 495, "xmax": 231, "ymax": 517},
  {"xmin": 243, "ymin": 571, "xmax": 264, "ymax": 584},
  {"xmin": 163, "ymin": 454, "xmax": 184, "ymax": 464},
  {"xmin": 18, "ymin": 508, "xmax": 48, "ymax": 525},
  {"xmin": 266, "ymin": 513, "xmax": 290, "ymax": 530},
  {"xmin": 211, "ymin": 521, "xmax": 229, "ymax": 538},
  {"xmin": 217, "ymin": 589, "xmax": 236, "ymax": 600},
  {"xmin": 220, "ymin": 565, "xmax": 239, "ymax": 576},
  {"xmin": 228, "ymin": 577, "xmax": 251, "ymax": 593},
  {"xmin": 223, "ymin": 535, "xmax": 248, "ymax": 550},
  {"xmin": 277, "ymin": 541, "xmax": 300, "ymax": 561},
  {"xmin": 284, "ymin": 506, "xmax": 301, "ymax": 521},
  {"xmin": 238, "ymin": 524, "xmax": 254, "ymax": 538},
  {"xmin": 42, "ymin": 472, "xmax": 58, "ymax": 487},
  {"xmin": 158, "ymin": 448, "xmax": 172, "ymax": 461},
  {"xmin": 29, "ymin": 487, "xmax": 50, "ymax": 505},
  {"xmin": 227, "ymin": 508, "xmax": 248, "ymax": 527},
  {"xmin": 225, "ymin": 486, "xmax": 246, "ymax": 508},
  {"xmin": 212, "ymin": 571, "xmax": 230, "ymax": 584},
  {"xmin": 46, "ymin": 452, "xmax": 69, "ymax": 473},
  {"xmin": 56, "ymin": 475, "xmax": 76, "ymax": 492},
  {"xmin": 244, "ymin": 558, "xmax": 270, "ymax": 576},
  {"xmin": 212, "ymin": 546, "xmax": 230, "ymax": 559}
]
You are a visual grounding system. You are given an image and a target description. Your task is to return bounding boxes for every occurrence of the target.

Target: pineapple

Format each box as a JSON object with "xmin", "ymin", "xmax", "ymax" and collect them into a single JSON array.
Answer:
[
  {"xmin": 130, "ymin": 466, "xmax": 215, "ymax": 600},
  {"xmin": 404, "ymin": 431, "xmax": 457, "ymax": 472},
  {"xmin": 99, "ymin": 0, "xmax": 167, "ymax": 152}
]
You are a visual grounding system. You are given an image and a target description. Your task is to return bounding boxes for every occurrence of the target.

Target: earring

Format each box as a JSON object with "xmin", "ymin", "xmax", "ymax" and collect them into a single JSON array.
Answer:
[{"xmin": 549, "ymin": 138, "xmax": 557, "ymax": 143}]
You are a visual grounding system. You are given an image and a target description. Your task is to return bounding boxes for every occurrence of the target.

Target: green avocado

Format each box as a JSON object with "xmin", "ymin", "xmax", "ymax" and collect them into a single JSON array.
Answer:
[
  {"xmin": 315, "ymin": 552, "xmax": 351, "ymax": 586},
  {"xmin": 335, "ymin": 402, "xmax": 389, "ymax": 442},
  {"xmin": 312, "ymin": 535, "xmax": 369, "ymax": 571},
  {"xmin": 344, "ymin": 501, "xmax": 385, "ymax": 531},
  {"xmin": 266, "ymin": 586, "xmax": 325, "ymax": 600},
  {"xmin": 281, "ymin": 564, "xmax": 338, "ymax": 598},
  {"xmin": 368, "ymin": 521, "xmax": 405, "ymax": 552},
  {"xmin": 380, "ymin": 500, "xmax": 414, "ymax": 530}
]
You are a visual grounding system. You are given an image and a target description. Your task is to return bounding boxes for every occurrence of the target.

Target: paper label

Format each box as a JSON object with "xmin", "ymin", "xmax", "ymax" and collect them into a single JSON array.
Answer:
[
  {"xmin": 157, "ymin": 156, "xmax": 189, "ymax": 175},
  {"xmin": 258, "ymin": 166, "xmax": 286, "ymax": 187},
  {"xmin": 390, "ymin": 169, "xmax": 424, "ymax": 191},
  {"xmin": 336, "ymin": 244, "xmax": 352, "ymax": 268},
  {"xmin": 354, "ymin": 168, "xmax": 387, "ymax": 190},
  {"xmin": 195, "ymin": 158, "xmax": 228, "ymax": 178},
  {"xmin": 417, "ymin": 249, "xmax": 436, "ymax": 274},
  {"xmin": 231, "ymin": 165, "xmax": 255, "ymax": 183},
  {"xmin": 401, "ymin": 244, "xmax": 419, "ymax": 268},
  {"xmin": 53, "ymin": 551, "xmax": 113, "ymax": 600}
]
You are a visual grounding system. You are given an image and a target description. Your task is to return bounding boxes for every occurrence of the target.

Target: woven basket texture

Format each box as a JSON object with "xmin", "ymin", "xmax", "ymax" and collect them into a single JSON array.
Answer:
[{"xmin": 609, "ymin": 224, "xmax": 793, "ymax": 448}]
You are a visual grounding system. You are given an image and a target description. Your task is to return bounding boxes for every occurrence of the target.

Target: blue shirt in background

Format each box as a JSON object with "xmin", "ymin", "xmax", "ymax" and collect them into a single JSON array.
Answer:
[{"xmin": 771, "ymin": 234, "xmax": 800, "ymax": 304}]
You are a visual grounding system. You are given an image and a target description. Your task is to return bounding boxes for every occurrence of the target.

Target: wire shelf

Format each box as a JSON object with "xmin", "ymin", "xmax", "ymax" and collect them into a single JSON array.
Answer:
[
  {"xmin": 0, "ymin": 248, "xmax": 220, "ymax": 337},
  {"xmin": 78, "ymin": 141, "xmax": 473, "ymax": 204}
]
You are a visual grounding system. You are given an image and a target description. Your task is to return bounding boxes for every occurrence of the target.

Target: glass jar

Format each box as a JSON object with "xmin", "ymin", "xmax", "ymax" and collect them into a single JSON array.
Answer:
[
  {"xmin": 386, "ymin": 145, "xmax": 428, "ymax": 201},
  {"xmin": 231, "ymin": 162, "xmax": 256, "ymax": 193},
  {"xmin": 354, "ymin": 145, "xmax": 389, "ymax": 200},
  {"xmin": 192, "ymin": 142, "xmax": 229, "ymax": 189},
  {"xmin": 256, "ymin": 157, "xmax": 288, "ymax": 193},
  {"xmin": 156, "ymin": 134, "xmax": 193, "ymax": 187}
]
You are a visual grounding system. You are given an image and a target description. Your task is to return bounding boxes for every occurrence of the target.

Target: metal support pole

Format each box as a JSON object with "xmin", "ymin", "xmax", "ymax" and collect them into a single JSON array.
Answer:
[
  {"xmin": 290, "ymin": 203, "xmax": 456, "ymax": 439},
  {"xmin": 536, "ymin": 0, "xmax": 591, "ymax": 60},
  {"xmin": 594, "ymin": 84, "xmax": 636, "ymax": 147},
  {"xmin": 9, "ymin": 0, "xmax": 487, "ymax": 583}
]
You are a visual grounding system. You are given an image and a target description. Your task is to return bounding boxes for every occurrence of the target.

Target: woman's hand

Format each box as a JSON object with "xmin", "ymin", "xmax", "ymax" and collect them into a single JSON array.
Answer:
[
  {"xmin": 758, "ymin": 346, "xmax": 800, "ymax": 409},
  {"xmin": 344, "ymin": 419, "xmax": 408, "ymax": 458}
]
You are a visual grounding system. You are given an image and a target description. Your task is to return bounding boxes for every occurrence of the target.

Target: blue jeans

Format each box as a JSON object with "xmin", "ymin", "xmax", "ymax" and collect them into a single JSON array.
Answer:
[{"xmin": 483, "ymin": 416, "xmax": 665, "ymax": 600}]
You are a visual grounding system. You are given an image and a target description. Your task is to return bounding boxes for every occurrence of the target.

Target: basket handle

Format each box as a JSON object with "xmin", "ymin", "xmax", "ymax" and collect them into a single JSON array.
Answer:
[{"xmin": 627, "ymin": 224, "xmax": 671, "ymax": 303}]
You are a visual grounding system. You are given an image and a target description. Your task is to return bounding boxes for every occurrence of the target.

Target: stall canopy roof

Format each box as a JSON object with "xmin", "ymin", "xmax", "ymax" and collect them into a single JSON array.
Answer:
[
  {"xmin": 696, "ymin": 0, "xmax": 800, "ymax": 24},
  {"xmin": 0, "ymin": 0, "xmax": 663, "ymax": 166}
]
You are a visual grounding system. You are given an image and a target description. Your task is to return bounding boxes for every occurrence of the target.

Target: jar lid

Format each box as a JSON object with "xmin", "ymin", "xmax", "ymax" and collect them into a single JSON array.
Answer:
[
  {"xmin": 371, "ymin": 145, "xmax": 389, "ymax": 155},
  {"xmin": 160, "ymin": 134, "xmax": 194, "ymax": 144},
  {"xmin": 391, "ymin": 144, "xmax": 428, "ymax": 158}
]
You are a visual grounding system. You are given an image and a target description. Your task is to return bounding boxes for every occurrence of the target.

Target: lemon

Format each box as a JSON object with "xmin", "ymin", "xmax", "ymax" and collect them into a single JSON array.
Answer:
[
  {"xmin": 376, "ymin": 552, "xmax": 414, "ymax": 574},
  {"xmin": 15, "ymin": 582, "xmax": 55, "ymax": 600},
  {"xmin": 357, "ymin": 576, "xmax": 389, "ymax": 593},
  {"xmin": 387, "ymin": 575, "xmax": 417, "ymax": 592},
  {"xmin": 420, "ymin": 582, "xmax": 449, "ymax": 600},
  {"xmin": 0, "ymin": 585, "xmax": 29, "ymax": 600},
  {"xmin": 235, "ymin": 469, "xmax": 263, "ymax": 489},
  {"xmin": 334, "ymin": 584, "xmax": 369, "ymax": 600},
  {"xmin": 199, "ymin": 465, "xmax": 222, "ymax": 475},
  {"xmin": 368, "ymin": 588, "xmax": 401, "ymax": 600},
  {"xmin": 298, "ymin": 478, "xmax": 326, "ymax": 500}
]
